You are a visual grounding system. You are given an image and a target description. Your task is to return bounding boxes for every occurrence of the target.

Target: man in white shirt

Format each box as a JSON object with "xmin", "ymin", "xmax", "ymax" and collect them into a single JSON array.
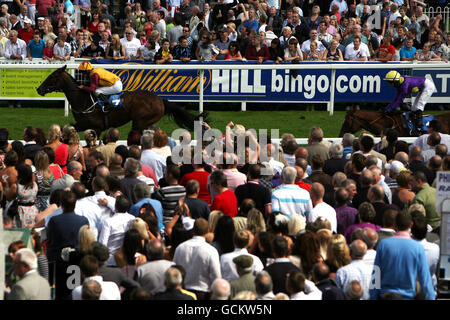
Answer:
[
  {"xmin": 301, "ymin": 29, "xmax": 325, "ymax": 54},
  {"xmin": 369, "ymin": 166, "xmax": 392, "ymax": 204},
  {"xmin": 72, "ymin": 255, "xmax": 121, "ymax": 300},
  {"xmin": 140, "ymin": 134, "xmax": 166, "ymax": 182},
  {"xmin": 344, "ymin": 36, "xmax": 369, "ymax": 61},
  {"xmin": 83, "ymin": 176, "xmax": 116, "ymax": 221},
  {"xmin": 307, "ymin": 182, "xmax": 337, "ymax": 233},
  {"xmin": 120, "ymin": 27, "xmax": 141, "ymax": 59},
  {"xmin": 173, "ymin": 218, "xmax": 221, "ymax": 300},
  {"xmin": 287, "ymin": 270, "xmax": 322, "ymax": 300},
  {"xmin": 410, "ymin": 119, "xmax": 450, "ymax": 152},
  {"xmin": 4, "ymin": 29, "xmax": 26, "ymax": 59},
  {"xmin": 335, "ymin": 240, "xmax": 374, "ymax": 300},
  {"xmin": 362, "ymin": 227, "xmax": 378, "ymax": 266},
  {"xmin": 318, "ymin": 20, "xmax": 333, "ymax": 46},
  {"xmin": 271, "ymin": 166, "xmax": 313, "ymax": 219},
  {"xmin": 220, "ymin": 230, "xmax": 264, "ymax": 282},
  {"xmin": 98, "ymin": 195, "xmax": 135, "ymax": 266},
  {"xmin": 329, "ymin": 0, "xmax": 348, "ymax": 15},
  {"xmin": 73, "ymin": 178, "xmax": 110, "ymax": 240}
]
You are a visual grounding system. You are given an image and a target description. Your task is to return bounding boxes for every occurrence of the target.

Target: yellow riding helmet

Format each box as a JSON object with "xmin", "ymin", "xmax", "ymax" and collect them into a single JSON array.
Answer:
[
  {"xmin": 384, "ymin": 70, "xmax": 404, "ymax": 84},
  {"xmin": 78, "ymin": 61, "xmax": 93, "ymax": 71}
]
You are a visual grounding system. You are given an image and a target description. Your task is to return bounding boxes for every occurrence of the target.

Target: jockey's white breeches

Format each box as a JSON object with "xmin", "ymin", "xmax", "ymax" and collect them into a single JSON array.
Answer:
[
  {"xmin": 95, "ymin": 80, "xmax": 123, "ymax": 96},
  {"xmin": 411, "ymin": 79, "xmax": 436, "ymax": 112}
]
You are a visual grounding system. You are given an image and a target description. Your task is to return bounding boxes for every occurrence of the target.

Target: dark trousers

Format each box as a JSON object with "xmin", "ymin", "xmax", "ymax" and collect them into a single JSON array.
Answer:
[{"xmin": 188, "ymin": 289, "xmax": 210, "ymax": 301}]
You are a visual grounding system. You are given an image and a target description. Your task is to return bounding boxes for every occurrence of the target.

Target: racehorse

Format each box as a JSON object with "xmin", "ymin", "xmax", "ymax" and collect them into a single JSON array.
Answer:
[
  {"xmin": 36, "ymin": 65, "xmax": 206, "ymax": 136},
  {"xmin": 339, "ymin": 109, "xmax": 450, "ymax": 137}
]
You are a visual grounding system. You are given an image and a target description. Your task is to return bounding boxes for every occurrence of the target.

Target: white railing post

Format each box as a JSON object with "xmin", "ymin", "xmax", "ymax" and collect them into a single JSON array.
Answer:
[
  {"xmin": 199, "ymin": 69, "xmax": 204, "ymax": 113},
  {"xmin": 329, "ymin": 67, "xmax": 336, "ymax": 116}
]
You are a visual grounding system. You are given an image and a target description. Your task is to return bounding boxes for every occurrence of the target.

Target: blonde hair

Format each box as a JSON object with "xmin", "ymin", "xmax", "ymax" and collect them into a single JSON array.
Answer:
[
  {"xmin": 274, "ymin": 293, "xmax": 290, "ymax": 300},
  {"xmin": 408, "ymin": 203, "xmax": 426, "ymax": 217},
  {"xmin": 246, "ymin": 208, "xmax": 266, "ymax": 235},
  {"xmin": 232, "ymin": 290, "xmax": 256, "ymax": 300},
  {"xmin": 62, "ymin": 125, "xmax": 80, "ymax": 145},
  {"xmin": 48, "ymin": 124, "xmax": 62, "ymax": 143},
  {"xmin": 208, "ymin": 210, "xmax": 224, "ymax": 233},
  {"xmin": 84, "ymin": 129, "xmax": 97, "ymax": 148},
  {"xmin": 129, "ymin": 218, "xmax": 149, "ymax": 241},
  {"xmin": 327, "ymin": 241, "xmax": 351, "ymax": 269},
  {"xmin": 316, "ymin": 228, "xmax": 332, "ymax": 260},
  {"xmin": 83, "ymin": 30, "xmax": 92, "ymax": 41},
  {"xmin": 78, "ymin": 225, "xmax": 95, "ymax": 254},
  {"xmin": 34, "ymin": 150, "xmax": 50, "ymax": 172},
  {"xmin": 287, "ymin": 214, "xmax": 306, "ymax": 236},
  {"xmin": 111, "ymin": 33, "xmax": 121, "ymax": 50}
]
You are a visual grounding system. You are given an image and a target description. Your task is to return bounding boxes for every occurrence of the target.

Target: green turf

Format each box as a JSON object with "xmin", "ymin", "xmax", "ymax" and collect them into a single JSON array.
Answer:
[{"xmin": 0, "ymin": 105, "xmax": 448, "ymax": 140}]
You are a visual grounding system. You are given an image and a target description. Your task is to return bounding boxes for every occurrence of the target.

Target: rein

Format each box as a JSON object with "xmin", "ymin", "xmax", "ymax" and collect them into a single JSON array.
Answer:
[
  {"xmin": 71, "ymin": 94, "xmax": 98, "ymax": 114},
  {"xmin": 350, "ymin": 113, "xmax": 402, "ymax": 132}
]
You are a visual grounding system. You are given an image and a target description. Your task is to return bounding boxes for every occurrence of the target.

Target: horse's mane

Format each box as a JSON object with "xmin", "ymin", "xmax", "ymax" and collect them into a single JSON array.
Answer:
[{"xmin": 62, "ymin": 70, "xmax": 81, "ymax": 86}]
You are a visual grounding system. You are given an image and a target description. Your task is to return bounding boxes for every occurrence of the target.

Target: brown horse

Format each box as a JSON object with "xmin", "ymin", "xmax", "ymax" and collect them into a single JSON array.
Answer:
[
  {"xmin": 339, "ymin": 109, "xmax": 450, "ymax": 137},
  {"xmin": 36, "ymin": 66, "xmax": 206, "ymax": 136}
]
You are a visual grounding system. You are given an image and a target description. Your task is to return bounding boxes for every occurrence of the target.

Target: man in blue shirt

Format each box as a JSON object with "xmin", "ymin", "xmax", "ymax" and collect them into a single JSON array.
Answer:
[
  {"xmin": 369, "ymin": 211, "xmax": 435, "ymax": 300},
  {"xmin": 27, "ymin": 32, "xmax": 44, "ymax": 59},
  {"xmin": 241, "ymin": 6, "xmax": 259, "ymax": 32},
  {"xmin": 400, "ymin": 38, "xmax": 416, "ymax": 61},
  {"xmin": 129, "ymin": 182, "xmax": 164, "ymax": 232}
]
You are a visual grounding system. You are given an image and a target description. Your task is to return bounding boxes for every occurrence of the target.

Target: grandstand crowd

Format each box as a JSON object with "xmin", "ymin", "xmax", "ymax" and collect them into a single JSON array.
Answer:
[
  {"xmin": 0, "ymin": 118, "xmax": 446, "ymax": 300},
  {"xmin": 0, "ymin": 0, "xmax": 448, "ymax": 63}
]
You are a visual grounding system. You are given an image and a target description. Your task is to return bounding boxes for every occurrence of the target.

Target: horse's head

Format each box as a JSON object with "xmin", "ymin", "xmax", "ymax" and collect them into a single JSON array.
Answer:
[
  {"xmin": 37, "ymin": 65, "xmax": 68, "ymax": 96},
  {"xmin": 339, "ymin": 110, "xmax": 358, "ymax": 137}
]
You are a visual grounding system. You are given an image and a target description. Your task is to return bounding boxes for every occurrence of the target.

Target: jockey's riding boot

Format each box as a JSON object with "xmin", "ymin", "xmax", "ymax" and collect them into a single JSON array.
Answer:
[
  {"xmin": 98, "ymin": 93, "xmax": 111, "ymax": 109},
  {"xmin": 411, "ymin": 110, "xmax": 423, "ymax": 137}
]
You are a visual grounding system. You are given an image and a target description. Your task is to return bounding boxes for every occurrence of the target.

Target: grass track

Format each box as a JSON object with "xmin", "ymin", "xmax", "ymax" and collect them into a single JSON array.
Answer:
[{"xmin": 0, "ymin": 105, "xmax": 448, "ymax": 140}]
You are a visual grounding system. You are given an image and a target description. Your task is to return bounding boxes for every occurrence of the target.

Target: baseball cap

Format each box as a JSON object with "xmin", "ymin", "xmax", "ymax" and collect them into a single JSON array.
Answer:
[
  {"xmin": 219, "ymin": 26, "xmax": 228, "ymax": 33},
  {"xmin": 23, "ymin": 17, "xmax": 32, "ymax": 24},
  {"xmin": 385, "ymin": 160, "xmax": 405, "ymax": 174},
  {"xmin": 182, "ymin": 216, "xmax": 195, "ymax": 231}
]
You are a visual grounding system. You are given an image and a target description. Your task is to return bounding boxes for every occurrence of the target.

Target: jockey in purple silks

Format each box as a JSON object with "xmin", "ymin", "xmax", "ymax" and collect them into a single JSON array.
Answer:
[{"xmin": 384, "ymin": 70, "xmax": 436, "ymax": 136}]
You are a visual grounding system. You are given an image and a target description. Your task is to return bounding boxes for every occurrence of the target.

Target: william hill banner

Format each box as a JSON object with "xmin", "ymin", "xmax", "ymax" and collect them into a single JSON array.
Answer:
[{"xmin": 94, "ymin": 60, "xmax": 450, "ymax": 103}]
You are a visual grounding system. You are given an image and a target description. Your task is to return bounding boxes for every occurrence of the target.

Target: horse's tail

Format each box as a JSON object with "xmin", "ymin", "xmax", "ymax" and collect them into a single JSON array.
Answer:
[{"xmin": 163, "ymin": 99, "xmax": 199, "ymax": 131}]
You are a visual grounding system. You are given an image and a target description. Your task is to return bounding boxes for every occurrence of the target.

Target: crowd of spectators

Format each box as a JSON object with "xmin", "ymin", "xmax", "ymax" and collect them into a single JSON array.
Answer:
[
  {"xmin": 0, "ymin": 116, "xmax": 446, "ymax": 300},
  {"xmin": 0, "ymin": 0, "xmax": 448, "ymax": 63}
]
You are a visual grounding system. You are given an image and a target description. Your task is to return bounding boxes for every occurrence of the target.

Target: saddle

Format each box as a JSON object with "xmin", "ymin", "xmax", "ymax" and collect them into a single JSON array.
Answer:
[{"xmin": 404, "ymin": 112, "xmax": 435, "ymax": 132}]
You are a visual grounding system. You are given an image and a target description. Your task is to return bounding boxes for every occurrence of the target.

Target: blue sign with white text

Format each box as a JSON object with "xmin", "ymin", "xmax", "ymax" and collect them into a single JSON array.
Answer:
[{"xmin": 94, "ymin": 60, "xmax": 450, "ymax": 103}]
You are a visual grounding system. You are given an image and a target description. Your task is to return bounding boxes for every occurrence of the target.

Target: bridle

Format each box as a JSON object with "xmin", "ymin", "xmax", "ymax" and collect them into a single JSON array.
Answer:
[{"xmin": 347, "ymin": 112, "xmax": 403, "ymax": 134}]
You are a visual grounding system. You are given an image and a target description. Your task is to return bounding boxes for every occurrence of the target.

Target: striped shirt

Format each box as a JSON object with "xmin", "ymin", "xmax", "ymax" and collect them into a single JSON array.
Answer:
[
  {"xmin": 154, "ymin": 185, "xmax": 186, "ymax": 225},
  {"xmin": 271, "ymin": 184, "xmax": 313, "ymax": 218}
]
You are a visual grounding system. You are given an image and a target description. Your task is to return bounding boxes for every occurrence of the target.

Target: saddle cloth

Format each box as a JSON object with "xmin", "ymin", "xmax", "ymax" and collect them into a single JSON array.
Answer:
[
  {"xmin": 97, "ymin": 93, "xmax": 123, "ymax": 109},
  {"xmin": 404, "ymin": 112, "xmax": 435, "ymax": 132}
]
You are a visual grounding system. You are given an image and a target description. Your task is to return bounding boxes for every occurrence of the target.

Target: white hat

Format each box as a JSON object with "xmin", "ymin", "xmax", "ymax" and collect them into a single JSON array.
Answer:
[
  {"xmin": 182, "ymin": 216, "xmax": 195, "ymax": 231},
  {"xmin": 385, "ymin": 160, "xmax": 405, "ymax": 174},
  {"xmin": 37, "ymin": 17, "xmax": 45, "ymax": 21},
  {"xmin": 23, "ymin": 17, "xmax": 32, "ymax": 24}
]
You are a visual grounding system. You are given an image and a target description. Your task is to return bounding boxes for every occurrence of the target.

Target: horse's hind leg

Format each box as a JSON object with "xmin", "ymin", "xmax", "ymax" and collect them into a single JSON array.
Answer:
[{"xmin": 132, "ymin": 113, "xmax": 163, "ymax": 134}]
